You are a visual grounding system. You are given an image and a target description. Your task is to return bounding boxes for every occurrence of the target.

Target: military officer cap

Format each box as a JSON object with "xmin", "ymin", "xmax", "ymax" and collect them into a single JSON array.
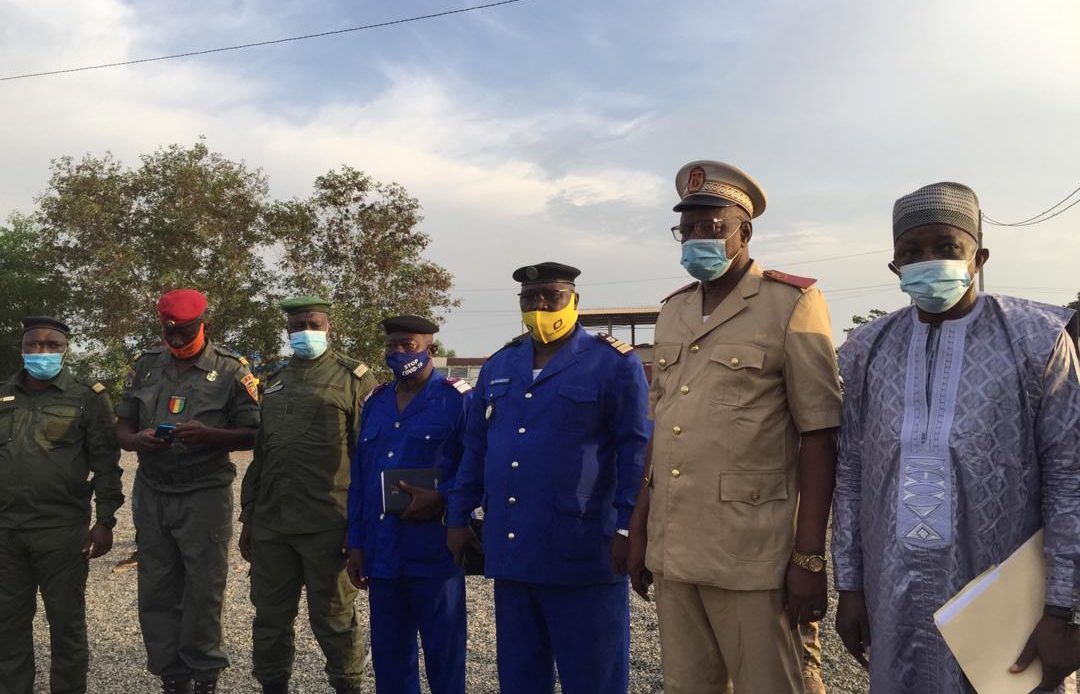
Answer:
[
  {"xmin": 893, "ymin": 182, "xmax": 980, "ymax": 241},
  {"xmin": 157, "ymin": 289, "xmax": 208, "ymax": 327},
  {"xmin": 380, "ymin": 315, "xmax": 440, "ymax": 335},
  {"xmin": 279, "ymin": 295, "xmax": 332, "ymax": 315},
  {"xmin": 21, "ymin": 315, "xmax": 70, "ymax": 336},
  {"xmin": 673, "ymin": 160, "xmax": 768, "ymax": 219},
  {"xmin": 511, "ymin": 262, "xmax": 581, "ymax": 285}
]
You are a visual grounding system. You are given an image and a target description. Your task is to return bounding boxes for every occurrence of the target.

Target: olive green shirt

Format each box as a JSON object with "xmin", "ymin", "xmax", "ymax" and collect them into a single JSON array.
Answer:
[
  {"xmin": 240, "ymin": 350, "xmax": 375, "ymax": 534},
  {"xmin": 116, "ymin": 342, "xmax": 261, "ymax": 493},
  {"xmin": 0, "ymin": 368, "xmax": 123, "ymax": 529}
]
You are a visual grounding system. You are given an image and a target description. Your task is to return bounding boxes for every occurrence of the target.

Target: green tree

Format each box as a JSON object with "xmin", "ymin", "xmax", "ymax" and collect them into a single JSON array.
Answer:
[
  {"xmin": 272, "ymin": 166, "xmax": 459, "ymax": 372},
  {"xmin": 0, "ymin": 215, "xmax": 69, "ymax": 378},
  {"xmin": 844, "ymin": 308, "xmax": 888, "ymax": 334},
  {"xmin": 34, "ymin": 141, "xmax": 283, "ymax": 391}
]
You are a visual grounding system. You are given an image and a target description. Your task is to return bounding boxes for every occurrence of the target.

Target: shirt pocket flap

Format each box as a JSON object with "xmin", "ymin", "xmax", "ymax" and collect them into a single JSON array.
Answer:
[
  {"xmin": 359, "ymin": 425, "xmax": 380, "ymax": 444},
  {"xmin": 710, "ymin": 344, "xmax": 766, "ymax": 371},
  {"xmin": 720, "ymin": 471, "xmax": 788, "ymax": 506},
  {"xmin": 653, "ymin": 344, "xmax": 682, "ymax": 371},
  {"xmin": 41, "ymin": 404, "xmax": 82, "ymax": 443},
  {"xmin": 486, "ymin": 381, "xmax": 510, "ymax": 399},
  {"xmin": 557, "ymin": 385, "xmax": 598, "ymax": 403}
]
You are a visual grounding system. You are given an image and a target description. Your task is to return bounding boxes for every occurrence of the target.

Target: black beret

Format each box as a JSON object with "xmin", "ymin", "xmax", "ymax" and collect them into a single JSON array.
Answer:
[
  {"xmin": 21, "ymin": 316, "xmax": 70, "ymax": 336},
  {"xmin": 511, "ymin": 262, "xmax": 581, "ymax": 284},
  {"xmin": 380, "ymin": 315, "xmax": 440, "ymax": 335}
]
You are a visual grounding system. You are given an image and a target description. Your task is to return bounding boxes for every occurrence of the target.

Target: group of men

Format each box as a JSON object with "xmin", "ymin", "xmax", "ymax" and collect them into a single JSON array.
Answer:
[{"xmin": 0, "ymin": 158, "xmax": 1078, "ymax": 694}]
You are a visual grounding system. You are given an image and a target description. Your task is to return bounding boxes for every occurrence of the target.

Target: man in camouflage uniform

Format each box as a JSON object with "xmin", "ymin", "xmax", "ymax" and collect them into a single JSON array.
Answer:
[
  {"xmin": 240, "ymin": 296, "xmax": 376, "ymax": 694},
  {"xmin": 116, "ymin": 289, "xmax": 260, "ymax": 694},
  {"xmin": 0, "ymin": 315, "xmax": 123, "ymax": 694}
]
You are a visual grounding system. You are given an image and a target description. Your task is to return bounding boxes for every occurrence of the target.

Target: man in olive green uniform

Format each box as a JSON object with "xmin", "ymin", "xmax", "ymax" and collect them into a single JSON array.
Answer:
[
  {"xmin": 240, "ymin": 296, "xmax": 376, "ymax": 694},
  {"xmin": 115, "ymin": 289, "xmax": 260, "ymax": 694},
  {"xmin": 0, "ymin": 315, "xmax": 123, "ymax": 694},
  {"xmin": 628, "ymin": 161, "xmax": 842, "ymax": 694}
]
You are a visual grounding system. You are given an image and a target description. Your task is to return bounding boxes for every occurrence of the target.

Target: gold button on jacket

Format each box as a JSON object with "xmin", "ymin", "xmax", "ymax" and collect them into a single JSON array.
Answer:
[{"xmin": 646, "ymin": 262, "xmax": 841, "ymax": 591}]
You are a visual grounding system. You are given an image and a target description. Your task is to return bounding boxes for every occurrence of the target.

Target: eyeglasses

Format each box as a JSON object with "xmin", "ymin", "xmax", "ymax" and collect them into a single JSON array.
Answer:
[
  {"xmin": 518, "ymin": 288, "xmax": 572, "ymax": 305},
  {"xmin": 670, "ymin": 219, "xmax": 734, "ymax": 242}
]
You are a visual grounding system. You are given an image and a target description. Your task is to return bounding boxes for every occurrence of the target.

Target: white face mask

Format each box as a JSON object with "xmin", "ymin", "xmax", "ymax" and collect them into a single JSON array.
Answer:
[{"xmin": 897, "ymin": 258, "xmax": 974, "ymax": 313}]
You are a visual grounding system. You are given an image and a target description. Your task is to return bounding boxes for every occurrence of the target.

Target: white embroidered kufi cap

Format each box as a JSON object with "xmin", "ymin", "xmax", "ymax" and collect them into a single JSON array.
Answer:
[{"xmin": 892, "ymin": 182, "xmax": 980, "ymax": 241}]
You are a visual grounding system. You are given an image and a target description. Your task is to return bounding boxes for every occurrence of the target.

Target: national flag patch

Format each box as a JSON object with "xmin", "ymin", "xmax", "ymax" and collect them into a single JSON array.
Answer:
[{"xmin": 168, "ymin": 395, "xmax": 186, "ymax": 414}]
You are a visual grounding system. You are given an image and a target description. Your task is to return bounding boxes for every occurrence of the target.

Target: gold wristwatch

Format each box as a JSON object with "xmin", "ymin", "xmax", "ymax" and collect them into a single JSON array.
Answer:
[{"xmin": 791, "ymin": 550, "xmax": 827, "ymax": 573}]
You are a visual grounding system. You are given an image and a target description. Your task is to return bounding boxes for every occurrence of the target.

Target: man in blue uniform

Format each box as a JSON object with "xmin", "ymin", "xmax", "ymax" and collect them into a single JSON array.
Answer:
[
  {"xmin": 446, "ymin": 262, "xmax": 650, "ymax": 694},
  {"xmin": 346, "ymin": 315, "xmax": 471, "ymax": 694}
]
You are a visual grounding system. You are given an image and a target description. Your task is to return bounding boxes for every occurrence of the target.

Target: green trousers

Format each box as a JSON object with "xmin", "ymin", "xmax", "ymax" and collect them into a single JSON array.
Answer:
[
  {"xmin": 0, "ymin": 524, "xmax": 89, "ymax": 694},
  {"xmin": 133, "ymin": 477, "xmax": 232, "ymax": 682},
  {"xmin": 249, "ymin": 524, "xmax": 368, "ymax": 690}
]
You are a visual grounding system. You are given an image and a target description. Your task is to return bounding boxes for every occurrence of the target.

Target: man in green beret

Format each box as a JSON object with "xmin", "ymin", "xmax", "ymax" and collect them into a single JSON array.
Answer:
[
  {"xmin": 0, "ymin": 316, "xmax": 123, "ymax": 694},
  {"xmin": 240, "ymin": 296, "xmax": 377, "ymax": 694}
]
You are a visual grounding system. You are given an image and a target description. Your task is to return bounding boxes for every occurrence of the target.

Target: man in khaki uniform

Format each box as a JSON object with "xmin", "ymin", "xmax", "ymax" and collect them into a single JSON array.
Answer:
[
  {"xmin": 627, "ymin": 161, "xmax": 842, "ymax": 693},
  {"xmin": 240, "ymin": 296, "xmax": 376, "ymax": 694},
  {"xmin": 0, "ymin": 315, "xmax": 123, "ymax": 694},
  {"xmin": 116, "ymin": 289, "xmax": 260, "ymax": 694}
]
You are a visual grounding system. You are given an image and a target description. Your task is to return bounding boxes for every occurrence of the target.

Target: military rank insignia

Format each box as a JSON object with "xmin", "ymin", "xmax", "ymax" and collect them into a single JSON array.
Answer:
[
  {"xmin": 241, "ymin": 373, "xmax": 259, "ymax": 402},
  {"xmin": 168, "ymin": 395, "xmax": 186, "ymax": 414},
  {"xmin": 206, "ymin": 370, "xmax": 219, "ymax": 382},
  {"xmin": 597, "ymin": 332, "xmax": 633, "ymax": 355},
  {"xmin": 263, "ymin": 381, "xmax": 284, "ymax": 395}
]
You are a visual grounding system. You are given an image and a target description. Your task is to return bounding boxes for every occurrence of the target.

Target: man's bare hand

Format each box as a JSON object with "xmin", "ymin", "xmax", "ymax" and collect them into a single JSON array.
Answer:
[
  {"xmin": 238, "ymin": 522, "xmax": 253, "ymax": 563},
  {"xmin": 83, "ymin": 523, "xmax": 113, "ymax": 559},
  {"xmin": 1011, "ymin": 614, "xmax": 1080, "ymax": 691},
  {"xmin": 627, "ymin": 528, "xmax": 652, "ymax": 601},
  {"xmin": 836, "ymin": 590, "xmax": 871, "ymax": 668},
  {"xmin": 133, "ymin": 428, "xmax": 171, "ymax": 453},
  {"xmin": 447, "ymin": 527, "xmax": 472, "ymax": 566},
  {"xmin": 346, "ymin": 549, "xmax": 368, "ymax": 590},
  {"xmin": 784, "ymin": 561, "xmax": 827, "ymax": 628},
  {"xmin": 174, "ymin": 420, "xmax": 218, "ymax": 447},
  {"xmin": 399, "ymin": 481, "xmax": 444, "ymax": 522}
]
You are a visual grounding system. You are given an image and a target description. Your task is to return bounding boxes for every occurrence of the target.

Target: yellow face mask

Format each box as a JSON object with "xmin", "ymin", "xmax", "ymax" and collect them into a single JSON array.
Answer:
[{"xmin": 522, "ymin": 295, "xmax": 578, "ymax": 344}]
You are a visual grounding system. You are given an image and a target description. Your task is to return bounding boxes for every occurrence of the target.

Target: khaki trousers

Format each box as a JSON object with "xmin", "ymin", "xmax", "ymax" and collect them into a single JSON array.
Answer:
[{"xmin": 654, "ymin": 572, "xmax": 804, "ymax": 694}]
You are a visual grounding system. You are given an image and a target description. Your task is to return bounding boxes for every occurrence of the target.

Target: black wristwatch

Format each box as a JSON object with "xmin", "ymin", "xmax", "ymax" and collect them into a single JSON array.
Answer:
[{"xmin": 1043, "ymin": 604, "xmax": 1080, "ymax": 627}]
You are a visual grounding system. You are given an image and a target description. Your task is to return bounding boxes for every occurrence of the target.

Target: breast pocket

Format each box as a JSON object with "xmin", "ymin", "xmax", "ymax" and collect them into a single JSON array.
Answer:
[
  {"xmin": 709, "ymin": 344, "xmax": 766, "ymax": 407},
  {"xmin": 262, "ymin": 391, "xmax": 319, "ymax": 449},
  {"xmin": 483, "ymin": 382, "xmax": 511, "ymax": 425},
  {"xmin": 558, "ymin": 385, "xmax": 600, "ymax": 432},
  {"xmin": 42, "ymin": 404, "xmax": 82, "ymax": 446},
  {"xmin": 717, "ymin": 471, "xmax": 793, "ymax": 561},
  {"xmin": 405, "ymin": 425, "xmax": 451, "ymax": 466}
]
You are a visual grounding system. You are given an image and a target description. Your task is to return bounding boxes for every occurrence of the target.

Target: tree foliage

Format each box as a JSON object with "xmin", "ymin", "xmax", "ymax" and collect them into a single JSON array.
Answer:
[
  {"xmin": 844, "ymin": 308, "xmax": 889, "ymax": 334},
  {"xmin": 0, "ymin": 215, "xmax": 69, "ymax": 377},
  {"xmin": 272, "ymin": 166, "xmax": 458, "ymax": 372},
  {"xmin": 6, "ymin": 142, "xmax": 456, "ymax": 390}
]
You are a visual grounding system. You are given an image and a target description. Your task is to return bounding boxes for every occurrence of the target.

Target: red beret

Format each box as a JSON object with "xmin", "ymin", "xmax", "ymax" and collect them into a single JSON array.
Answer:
[{"xmin": 157, "ymin": 289, "xmax": 208, "ymax": 326}]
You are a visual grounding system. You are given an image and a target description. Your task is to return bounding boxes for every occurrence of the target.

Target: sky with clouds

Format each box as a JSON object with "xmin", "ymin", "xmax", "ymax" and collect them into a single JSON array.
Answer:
[{"xmin": 2, "ymin": 0, "xmax": 1079, "ymax": 356}]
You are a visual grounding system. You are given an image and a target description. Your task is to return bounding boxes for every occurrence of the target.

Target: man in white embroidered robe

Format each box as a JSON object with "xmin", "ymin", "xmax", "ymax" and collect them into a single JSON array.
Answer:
[{"xmin": 832, "ymin": 181, "xmax": 1080, "ymax": 693}]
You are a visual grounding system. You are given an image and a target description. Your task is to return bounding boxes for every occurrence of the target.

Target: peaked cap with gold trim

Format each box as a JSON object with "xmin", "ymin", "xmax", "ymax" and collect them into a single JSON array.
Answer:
[{"xmin": 673, "ymin": 160, "xmax": 767, "ymax": 219}]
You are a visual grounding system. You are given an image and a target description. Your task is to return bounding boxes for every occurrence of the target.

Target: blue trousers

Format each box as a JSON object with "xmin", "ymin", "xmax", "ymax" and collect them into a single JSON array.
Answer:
[
  {"xmin": 368, "ymin": 573, "xmax": 466, "ymax": 694},
  {"xmin": 494, "ymin": 579, "xmax": 629, "ymax": 694}
]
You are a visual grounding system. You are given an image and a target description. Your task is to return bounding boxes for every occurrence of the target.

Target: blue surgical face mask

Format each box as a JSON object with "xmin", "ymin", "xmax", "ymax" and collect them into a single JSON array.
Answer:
[
  {"xmin": 289, "ymin": 330, "xmax": 329, "ymax": 360},
  {"xmin": 386, "ymin": 350, "xmax": 430, "ymax": 380},
  {"xmin": 23, "ymin": 352, "xmax": 65, "ymax": 380},
  {"xmin": 680, "ymin": 238, "xmax": 742, "ymax": 282},
  {"xmin": 898, "ymin": 259, "xmax": 974, "ymax": 313}
]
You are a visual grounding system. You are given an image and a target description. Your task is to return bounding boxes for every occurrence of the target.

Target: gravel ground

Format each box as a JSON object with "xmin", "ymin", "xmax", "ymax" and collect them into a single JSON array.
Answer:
[{"xmin": 30, "ymin": 453, "xmax": 1070, "ymax": 693}]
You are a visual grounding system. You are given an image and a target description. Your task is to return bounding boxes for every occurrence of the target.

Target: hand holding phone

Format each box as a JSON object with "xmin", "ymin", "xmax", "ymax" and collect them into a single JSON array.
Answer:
[{"xmin": 153, "ymin": 423, "xmax": 177, "ymax": 441}]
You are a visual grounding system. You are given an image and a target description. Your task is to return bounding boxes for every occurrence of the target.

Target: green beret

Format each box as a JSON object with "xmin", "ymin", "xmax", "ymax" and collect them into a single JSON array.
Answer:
[{"xmin": 279, "ymin": 296, "xmax": 332, "ymax": 315}]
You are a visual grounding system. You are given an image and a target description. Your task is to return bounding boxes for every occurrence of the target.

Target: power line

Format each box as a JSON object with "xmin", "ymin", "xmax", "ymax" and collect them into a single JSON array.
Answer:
[
  {"xmin": 0, "ymin": 0, "xmax": 525, "ymax": 82},
  {"xmin": 982, "ymin": 183, "xmax": 1080, "ymax": 227}
]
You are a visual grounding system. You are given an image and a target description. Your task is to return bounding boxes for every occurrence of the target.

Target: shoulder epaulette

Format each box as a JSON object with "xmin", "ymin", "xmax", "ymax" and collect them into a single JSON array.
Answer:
[
  {"xmin": 662, "ymin": 282, "xmax": 698, "ymax": 303},
  {"xmin": 351, "ymin": 363, "xmax": 370, "ymax": 380},
  {"xmin": 212, "ymin": 344, "xmax": 247, "ymax": 364},
  {"xmin": 763, "ymin": 269, "xmax": 817, "ymax": 290},
  {"xmin": 364, "ymin": 382, "xmax": 390, "ymax": 402},
  {"xmin": 596, "ymin": 332, "xmax": 633, "ymax": 355},
  {"xmin": 91, "ymin": 382, "xmax": 107, "ymax": 394},
  {"xmin": 135, "ymin": 346, "xmax": 165, "ymax": 361},
  {"xmin": 445, "ymin": 377, "xmax": 473, "ymax": 394}
]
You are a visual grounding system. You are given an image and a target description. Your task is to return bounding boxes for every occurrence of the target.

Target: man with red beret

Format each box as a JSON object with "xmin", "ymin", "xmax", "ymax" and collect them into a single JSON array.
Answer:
[{"xmin": 116, "ymin": 289, "xmax": 260, "ymax": 694}]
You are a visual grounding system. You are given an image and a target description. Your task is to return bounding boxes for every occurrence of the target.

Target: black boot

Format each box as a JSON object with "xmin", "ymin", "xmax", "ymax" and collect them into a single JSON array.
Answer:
[
  {"xmin": 261, "ymin": 681, "xmax": 289, "ymax": 694},
  {"xmin": 161, "ymin": 678, "xmax": 192, "ymax": 694},
  {"xmin": 192, "ymin": 680, "xmax": 217, "ymax": 694}
]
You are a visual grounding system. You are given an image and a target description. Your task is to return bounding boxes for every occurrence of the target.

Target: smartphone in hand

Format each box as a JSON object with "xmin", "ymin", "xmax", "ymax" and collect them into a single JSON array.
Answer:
[{"xmin": 154, "ymin": 423, "xmax": 177, "ymax": 441}]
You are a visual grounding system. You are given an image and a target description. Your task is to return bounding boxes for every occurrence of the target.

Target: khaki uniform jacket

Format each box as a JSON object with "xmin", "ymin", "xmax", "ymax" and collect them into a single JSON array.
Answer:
[
  {"xmin": 646, "ymin": 262, "xmax": 841, "ymax": 590},
  {"xmin": 116, "ymin": 342, "xmax": 261, "ymax": 492},
  {"xmin": 240, "ymin": 351, "xmax": 375, "ymax": 534},
  {"xmin": 0, "ymin": 368, "xmax": 123, "ymax": 528}
]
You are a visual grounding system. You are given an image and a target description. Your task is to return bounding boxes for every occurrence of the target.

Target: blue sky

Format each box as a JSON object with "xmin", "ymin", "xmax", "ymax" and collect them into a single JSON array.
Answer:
[{"xmin": 2, "ymin": 0, "xmax": 1079, "ymax": 356}]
